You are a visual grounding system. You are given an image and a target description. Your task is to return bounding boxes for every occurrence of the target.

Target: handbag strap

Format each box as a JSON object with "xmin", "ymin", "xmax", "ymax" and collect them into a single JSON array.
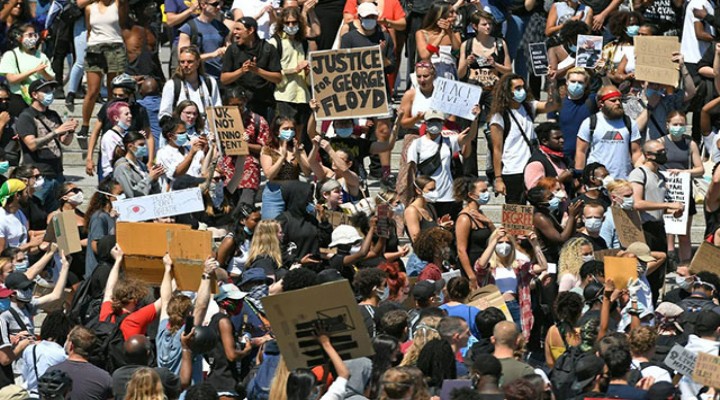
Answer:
[
  {"xmin": 507, "ymin": 108, "xmax": 534, "ymax": 150},
  {"xmin": 8, "ymin": 307, "xmax": 28, "ymax": 333},
  {"xmin": 32, "ymin": 343, "xmax": 39, "ymax": 385},
  {"xmin": 416, "ymin": 135, "xmax": 444, "ymax": 164}
]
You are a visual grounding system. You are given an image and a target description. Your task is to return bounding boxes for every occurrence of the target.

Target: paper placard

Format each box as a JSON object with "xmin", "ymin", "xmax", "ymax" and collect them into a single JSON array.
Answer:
[
  {"xmin": 467, "ymin": 285, "xmax": 514, "ymax": 322},
  {"xmin": 529, "ymin": 43, "xmax": 549, "ymax": 76},
  {"xmin": 634, "ymin": 36, "xmax": 680, "ymax": 87},
  {"xmin": 310, "ymin": 46, "xmax": 389, "ymax": 120},
  {"xmin": 429, "ymin": 78, "xmax": 482, "ymax": 120},
  {"xmin": 322, "ymin": 210, "xmax": 352, "ymax": 229},
  {"xmin": 502, "ymin": 204, "xmax": 534, "ymax": 236},
  {"xmin": 692, "ymin": 352, "xmax": 720, "ymax": 388},
  {"xmin": 663, "ymin": 344, "xmax": 697, "ymax": 377},
  {"xmin": 46, "ymin": 210, "xmax": 82, "ymax": 254},
  {"xmin": 661, "ymin": 171, "xmax": 690, "ymax": 235},
  {"xmin": 206, "ymin": 106, "xmax": 249, "ymax": 156},
  {"xmin": 594, "ymin": 249, "xmax": 621, "ymax": 261},
  {"xmin": 611, "ymin": 207, "xmax": 646, "ymax": 247},
  {"xmin": 114, "ymin": 188, "xmax": 205, "ymax": 222},
  {"xmin": 261, "ymin": 280, "xmax": 374, "ymax": 370},
  {"xmin": 442, "ymin": 269, "xmax": 462, "ymax": 282},
  {"xmin": 547, "ymin": 263, "xmax": 557, "ymax": 274},
  {"xmin": 575, "ymin": 35, "xmax": 603, "ymax": 68},
  {"xmin": 690, "ymin": 242, "xmax": 720, "ymax": 275},
  {"xmin": 604, "ymin": 256, "xmax": 638, "ymax": 289}
]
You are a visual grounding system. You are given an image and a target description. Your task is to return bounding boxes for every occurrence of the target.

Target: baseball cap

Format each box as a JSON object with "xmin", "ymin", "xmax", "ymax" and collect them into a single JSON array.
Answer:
[
  {"xmin": 0, "ymin": 287, "xmax": 14, "ymax": 298},
  {"xmin": 214, "ymin": 283, "xmax": 247, "ymax": 302},
  {"xmin": 238, "ymin": 16, "xmax": 258, "ymax": 31},
  {"xmin": 626, "ymin": 242, "xmax": 656, "ymax": 262},
  {"xmin": 28, "ymin": 78, "xmax": 58, "ymax": 95},
  {"xmin": 5, "ymin": 272, "xmax": 34, "ymax": 291},
  {"xmin": 411, "ymin": 279, "xmax": 444, "ymax": 300},
  {"xmin": 357, "ymin": 2, "xmax": 379, "ymax": 17},
  {"xmin": 424, "ymin": 109, "xmax": 445, "ymax": 121},
  {"xmin": 471, "ymin": 354, "xmax": 502, "ymax": 379},
  {"xmin": 655, "ymin": 302, "xmax": 683, "ymax": 318},
  {"xmin": 329, "ymin": 225, "xmax": 363, "ymax": 248},
  {"xmin": 695, "ymin": 309, "xmax": 720, "ymax": 335},
  {"xmin": 571, "ymin": 355, "xmax": 605, "ymax": 393}
]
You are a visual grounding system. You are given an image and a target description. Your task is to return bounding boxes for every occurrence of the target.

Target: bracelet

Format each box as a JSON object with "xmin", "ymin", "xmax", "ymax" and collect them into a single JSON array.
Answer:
[
  {"xmin": 426, "ymin": 44, "xmax": 439, "ymax": 54},
  {"xmin": 494, "ymin": 177, "xmax": 503, "ymax": 181},
  {"xmin": 202, "ymin": 273, "xmax": 211, "ymax": 280}
]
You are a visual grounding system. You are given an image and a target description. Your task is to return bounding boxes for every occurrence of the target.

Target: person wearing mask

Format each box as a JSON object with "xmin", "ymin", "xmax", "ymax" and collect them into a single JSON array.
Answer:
[
  {"xmin": 308, "ymin": 140, "xmax": 362, "ymax": 202},
  {"xmin": 156, "ymin": 117, "xmax": 209, "ymax": 191},
  {"xmin": 99, "ymin": 101, "xmax": 132, "ymax": 178},
  {"xmin": 524, "ymin": 122, "xmax": 572, "ymax": 192},
  {"xmin": 454, "ymin": 177, "xmax": 494, "ymax": 285},
  {"xmin": 0, "ymin": 86, "xmax": 19, "ymax": 168},
  {"xmin": 557, "ymin": 68, "xmax": 594, "ymax": 160},
  {"xmin": 0, "ymin": 23, "xmax": 54, "ymax": 106},
  {"xmin": 568, "ymin": 355, "xmax": 608, "ymax": 400},
  {"xmin": 84, "ymin": 177, "xmax": 123, "ymax": 278},
  {"xmin": 354, "ymin": 267, "xmax": 388, "ymax": 338},
  {"xmin": 572, "ymin": 162, "xmax": 613, "ymax": 210},
  {"xmin": 628, "ymin": 326, "xmax": 672, "ymax": 383},
  {"xmin": 414, "ymin": 2, "xmax": 459, "ymax": 80},
  {"xmin": 574, "ymin": 202, "xmax": 608, "ymax": 250},
  {"xmin": 528, "ymin": 186, "xmax": 582, "ymax": 264},
  {"xmin": 575, "ymin": 86, "xmax": 642, "ymax": 180},
  {"xmin": 0, "ymin": 179, "xmax": 43, "ymax": 253},
  {"xmin": 489, "ymin": 73, "xmax": 560, "ymax": 204},
  {"xmin": 600, "ymin": 179, "xmax": 634, "ymax": 249},
  {"xmin": 221, "ymin": 17, "xmax": 282, "ymax": 120},
  {"xmin": 544, "ymin": 292, "xmax": 583, "ymax": 368},
  {"xmin": 602, "ymin": 11, "xmax": 643, "ymax": 84},
  {"xmin": 678, "ymin": 275, "xmax": 720, "ymax": 315},
  {"xmin": 46, "ymin": 183, "xmax": 88, "ymax": 283},
  {"xmin": 547, "ymin": 21, "xmax": 591, "ymax": 83},
  {"xmin": 557, "ymin": 237, "xmax": 594, "ymax": 293},
  {"xmin": 176, "ymin": 0, "xmax": 230, "ymax": 79},
  {"xmin": 113, "ymin": 131, "xmax": 164, "ymax": 198},
  {"xmin": 327, "ymin": 221, "xmax": 377, "ymax": 281},
  {"xmin": 216, "ymin": 204, "xmax": 261, "ymax": 276},
  {"xmin": 491, "ymin": 321, "xmax": 535, "ymax": 387},
  {"xmin": 16, "ymin": 79, "xmax": 77, "ymax": 212}
]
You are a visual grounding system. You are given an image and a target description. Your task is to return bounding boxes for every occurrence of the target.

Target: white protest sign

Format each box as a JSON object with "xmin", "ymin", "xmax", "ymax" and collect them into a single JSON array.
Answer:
[
  {"xmin": 114, "ymin": 188, "xmax": 205, "ymax": 222},
  {"xmin": 661, "ymin": 171, "xmax": 690, "ymax": 235},
  {"xmin": 664, "ymin": 344, "xmax": 697, "ymax": 376},
  {"xmin": 442, "ymin": 269, "xmax": 461, "ymax": 282},
  {"xmin": 430, "ymin": 78, "xmax": 482, "ymax": 120}
]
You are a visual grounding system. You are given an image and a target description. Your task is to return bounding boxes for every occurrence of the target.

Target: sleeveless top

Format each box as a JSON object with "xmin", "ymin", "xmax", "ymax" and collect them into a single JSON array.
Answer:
[
  {"xmin": 405, "ymin": 204, "xmax": 438, "ymax": 242},
  {"xmin": 87, "ymin": 0, "xmax": 123, "ymax": 46},
  {"xmin": 458, "ymin": 212, "xmax": 492, "ymax": 268},
  {"xmin": 660, "ymin": 135, "xmax": 691, "ymax": 171},
  {"xmin": 204, "ymin": 313, "xmax": 240, "ymax": 391},
  {"xmin": 261, "ymin": 146, "xmax": 300, "ymax": 181},
  {"xmin": 411, "ymin": 88, "xmax": 434, "ymax": 124},
  {"xmin": 535, "ymin": 209, "xmax": 563, "ymax": 263},
  {"xmin": 555, "ymin": 2, "xmax": 586, "ymax": 25}
]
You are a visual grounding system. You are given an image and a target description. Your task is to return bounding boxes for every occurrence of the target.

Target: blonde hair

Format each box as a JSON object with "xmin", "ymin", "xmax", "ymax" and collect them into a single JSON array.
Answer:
[
  {"xmin": 487, "ymin": 229, "xmax": 519, "ymax": 269},
  {"xmin": 124, "ymin": 368, "xmax": 164, "ymax": 400},
  {"xmin": 246, "ymin": 220, "xmax": 283, "ymax": 268},
  {"xmin": 558, "ymin": 237, "xmax": 592, "ymax": 277},
  {"xmin": 269, "ymin": 357, "xmax": 290, "ymax": 400},
  {"xmin": 606, "ymin": 179, "xmax": 632, "ymax": 195},
  {"xmin": 566, "ymin": 67, "xmax": 589, "ymax": 81},
  {"xmin": 400, "ymin": 316, "xmax": 442, "ymax": 366}
]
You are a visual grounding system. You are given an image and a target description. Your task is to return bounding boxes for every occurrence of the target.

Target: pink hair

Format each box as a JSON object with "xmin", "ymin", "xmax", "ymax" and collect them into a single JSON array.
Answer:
[{"xmin": 107, "ymin": 101, "xmax": 130, "ymax": 123}]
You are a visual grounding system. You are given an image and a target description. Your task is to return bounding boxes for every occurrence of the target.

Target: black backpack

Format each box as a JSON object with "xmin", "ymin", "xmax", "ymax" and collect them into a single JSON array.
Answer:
[
  {"xmin": 172, "ymin": 76, "xmax": 217, "ymax": 107},
  {"xmin": 549, "ymin": 331, "xmax": 591, "ymax": 399},
  {"xmin": 485, "ymin": 102, "xmax": 534, "ymax": 182},
  {"xmin": 68, "ymin": 267, "xmax": 105, "ymax": 325},
  {"xmin": 86, "ymin": 312, "xmax": 129, "ymax": 373},
  {"xmin": 587, "ymin": 113, "xmax": 634, "ymax": 155}
]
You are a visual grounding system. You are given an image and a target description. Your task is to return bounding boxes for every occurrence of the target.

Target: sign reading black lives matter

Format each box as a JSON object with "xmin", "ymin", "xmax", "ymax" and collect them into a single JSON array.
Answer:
[
  {"xmin": 207, "ymin": 106, "xmax": 249, "ymax": 156},
  {"xmin": 310, "ymin": 46, "xmax": 389, "ymax": 120}
]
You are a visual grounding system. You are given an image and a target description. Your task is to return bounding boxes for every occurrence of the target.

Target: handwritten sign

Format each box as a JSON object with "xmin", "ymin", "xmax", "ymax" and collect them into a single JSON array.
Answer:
[
  {"xmin": 575, "ymin": 35, "xmax": 603, "ymax": 68},
  {"xmin": 634, "ymin": 36, "xmax": 680, "ymax": 87},
  {"xmin": 468, "ymin": 285, "xmax": 514, "ymax": 322},
  {"xmin": 690, "ymin": 242, "xmax": 720, "ymax": 275},
  {"xmin": 114, "ymin": 188, "xmax": 205, "ymax": 222},
  {"xmin": 611, "ymin": 207, "xmax": 646, "ymax": 247},
  {"xmin": 594, "ymin": 249, "xmax": 621, "ymax": 261},
  {"xmin": 429, "ymin": 78, "xmax": 482, "ymax": 120},
  {"xmin": 310, "ymin": 46, "xmax": 389, "ymax": 120},
  {"xmin": 502, "ymin": 204, "xmax": 534, "ymax": 236},
  {"xmin": 45, "ymin": 210, "xmax": 82, "ymax": 254},
  {"xmin": 529, "ymin": 43, "xmax": 549, "ymax": 76},
  {"xmin": 604, "ymin": 256, "xmax": 638, "ymax": 289},
  {"xmin": 661, "ymin": 171, "xmax": 690, "ymax": 235},
  {"xmin": 664, "ymin": 344, "xmax": 698, "ymax": 377},
  {"xmin": 206, "ymin": 106, "xmax": 249, "ymax": 156},
  {"xmin": 692, "ymin": 352, "xmax": 720, "ymax": 387}
]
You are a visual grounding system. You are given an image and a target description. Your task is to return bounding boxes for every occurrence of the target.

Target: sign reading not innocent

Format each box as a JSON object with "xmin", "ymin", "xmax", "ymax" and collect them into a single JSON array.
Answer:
[{"xmin": 207, "ymin": 106, "xmax": 249, "ymax": 156}]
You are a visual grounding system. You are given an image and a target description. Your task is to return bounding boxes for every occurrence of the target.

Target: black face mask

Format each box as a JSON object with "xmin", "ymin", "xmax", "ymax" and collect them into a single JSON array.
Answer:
[
  {"xmin": 0, "ymin": 102, "xmax": 9, "ymax": 112},
  {"xmin": 652, "ymin": 151, "xmax": 668, "ymax": 165}
]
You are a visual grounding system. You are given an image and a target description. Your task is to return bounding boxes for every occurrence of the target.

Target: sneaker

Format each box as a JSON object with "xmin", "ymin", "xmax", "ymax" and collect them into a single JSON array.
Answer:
[
  {"xmin": 65, "ymin": 92, "xmax": 75, "ymax": 112},
  {"xmin": 76, "ymin": 125, "xmax": 89, "ymax": 150}
]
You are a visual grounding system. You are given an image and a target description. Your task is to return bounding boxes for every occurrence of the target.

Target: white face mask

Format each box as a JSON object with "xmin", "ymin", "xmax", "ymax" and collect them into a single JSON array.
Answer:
[
  {"xmin": 67, "ymin": 191, "xmax": 84, "ymax": 206},
  {"xmin": 584, "ymin": 217, "xmax": 603, "ymax": 233},
  {"xmin": 676, "ymin": 275, "xmax": 693, "ymax": 291},
  {"xmin": 621, "ymin": 196, "xmax": 634, "ymax": 210},
  {"xmin": 602, "ymin": 175, "xmax": 614, "ymax": 188},
  {"xmin": 349, "ymin": 244, "xmax": 361, "ymax": 255},
  {"xmin": 495, "ymin": 242, "xmax": 512, "ymax": 257},
  {"xmin": 422, "ymin": 191, "xmax": 439, "ymax": 203},
  {"xmin": 582, "ymin": 254, "xmax": 594, "ymax": 262}
]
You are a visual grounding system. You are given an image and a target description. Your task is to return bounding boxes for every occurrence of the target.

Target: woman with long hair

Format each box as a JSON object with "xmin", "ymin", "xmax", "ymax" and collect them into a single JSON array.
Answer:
[
  {"xmin": 0, "ymin": 22, "xmax": 53, "ymax": 105},
  {"xmin": 603, "ymin": 11, "xmax": 643, "ymax": 84},
  {"xmin": 415, "ymin": 2, "xmax": 461, "ymax": 80},
  {"xmin": 100, "ymin": 101, "xmax": 132, "ymax": 177},
  {"xmin": 246, "ymin": 220, "xmax": 283, "ymax": 279},
  {"xmin": 217, "ymin": 204, "xmax": 262, "ymax": 276},
  {"xmin": 544, "ymin": 292, "xmax": 583, "ymax": 368},
  {"xmin": 439, "ymin": 277, "xmax": 480, "ymax": 338},
  {"xmin": 403, "ymin": 175, "xmax": 439, "ymax": 244},
  {"xmin": 84, "ymin": 177, "xmax": 122, "ymax": 278},
  {"xmin": 400, "ymin": 315, "xmax": 442, "ymax": 367},
  {"xmin": 123, "ymin": 367, "xmax": 165, "ymax": 400},
  {"xmin": 557, "ymin": 237, "xmax": 594, "ymax": 293},
  {"xmin": 454, "ymin": 177, "xmax": 494, "ymax": 285},
  {"xmin": 159, "ymin": 45, "xmax": 221, "ymax": 121},
  {"xmin": 113, "ymin": 131, "xmax": 163, "ymax": 198},
  {"xmin": 368, "ymin": 335, "xmax": 401, "ymax": 399},
  {"xmin": 378, "ymin": 261, "xmax": 408, "ymax": 302},
  {"xmin": 259, "ymin": 116, "xmax": 312, "ymax": 220}
]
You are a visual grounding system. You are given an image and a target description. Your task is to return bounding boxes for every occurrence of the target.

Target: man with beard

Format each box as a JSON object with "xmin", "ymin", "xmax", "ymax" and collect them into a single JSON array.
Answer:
[
  {"xmin": 523, "ymin": 122, "xmax": 572, "ymax": 192},
  {"xmin": 575, "ymin": 86, "xmax": 642, "ymax": 180}
]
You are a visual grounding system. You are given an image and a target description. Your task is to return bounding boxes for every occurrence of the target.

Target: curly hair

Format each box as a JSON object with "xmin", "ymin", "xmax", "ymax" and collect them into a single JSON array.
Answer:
[
  {"xmin": 417, "ymin": 338, "xmax": 456, "ymax": 387},
  {"xmin": 378, "ymin": 262, "xmax": 408, "ymax": 302},
  {"xmin": 353, "ymin": 268, "xmax": 388, "ymax": 300},
  {"xmin": 413, "ymin": 227, "xmax": 453, "ymax": 263},
  {"xmin": 582, "ymin": 162, "xmax": 607, "ymax": 186},
  {"xmin": 281, "ymin": 268, "xmax": 318, "ymax": 292},
  {"xmin": 400, "ymin": 315, "xmax": 442, "ymax": 366},
  {"xmin": 560, "ymin": 20, "xmax": 590, "ymax": 45},
  {"xmin": 608, "ymin": 10, "xmax": 644, "ymax": 43},
  {"xmin": 489, "ymin": 74, "xmax": 532, "ymax": 117},
  {"xmin": 629, "ymin": 326, "xmax": 657, "ymax": 356},
  {"xmin": 558, "ymin": 237, "xmax": 592, "ymax": 277},
  {"xmin": 111, "ymin": 278, "xmax": 150, "ymax": 314},
  {"xmin": 554, "ymin": 291, "xmax": 584, "ymax": 326},
  {"xmin": 535, "ymin": 122, "xmax": 561, "ymax": 144},
  {"xmin": 167, "ymin": 294, "xmax": 193, "ymax": 334}
]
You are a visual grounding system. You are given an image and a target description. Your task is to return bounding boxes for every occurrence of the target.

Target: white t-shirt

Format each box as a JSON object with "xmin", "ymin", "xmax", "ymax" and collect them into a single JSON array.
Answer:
[
  {"xmin": 631, "ymin": 359, "xmax": 672, "ymax": 383},
  {"xmin": 681, "ymin": 0, "xmax": 715, "ymax": 64},
  {"xmin": 156, "ymin": 145, "xmax": 205, "ymax": 191},
  {"xmin": 100, "ymin": 129, "xmax": 125, "ymax": 177},
  {"xmin": 577, "ymin": 112, "xmax": 641, "ymax": 179},
  {"xmin": 231, "ymin": 0, "xmax": 280, "ymax": 40},
  {"xmin": 0, "ymin": 208, "xmax": 28, "ymax": 248},
  {"xmin": 703, "ymin": 130, "xmax": 720, "ymax": 164},
  {"xmin": 406, "ymin": 133, "xmax": 460, "ymax": 202},
  {"xmin": 489, "ymin": 101, "xmax": 538, "ymax": 175},
  {"xmin": 158, "ymin": 76, "xmax": 222, "ymax": 120}
]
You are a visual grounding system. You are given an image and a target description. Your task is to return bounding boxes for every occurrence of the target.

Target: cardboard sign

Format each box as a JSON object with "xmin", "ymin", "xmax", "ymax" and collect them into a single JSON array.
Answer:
[
  {"xmin": 117, "ymin": 222, "xmax": 214, "ymax": 291},
  {"xmin": 429, "ymin": 78, "xmax": 482, "ymax": 120},
  {"xmin": 114, "ymin": 188, "xmax": 205, "ymax": 222},
  {"xmin": 611, "ymin": 207, "xmax": 646, "ymax": 247},
  {"xmin": 467, "ymin": 285, "xmax": 514, "ymax": 322},
  {"xmin": 692, "ymin": 352, "xmax": 720, "ymax": 388},
  {"xmin": 575, "ymin": 35, "xmax": 603, "ymax": 68},
  {"xmin": 604, "ymin": 256, "xmax": 638, "ymax": 289},
  {"xmin": 634, "ymin": 36, "xmax": 680, "ymax": 87},
  {"xmin": 322, "ymin": 210, "xmax": 352, "ymax": 229},
  {"xmin": 594, "ymin": 249, "xmax": 621, "ymax": 261},
  {"xmin": 206, "ymin": 106, "xmax": 249, "ymax": 156},
  {"xmin": 663, "ymin": 344, "xmax": 697, "ymax": 377},
  {"xmin": 529, "ymin": 42, "xmax": 549, "ymax": 76},
  {"xmin": 690, "ymin": 242, "xmax": 720, "ymax": 275},
  {"xmin": 46, "ymin": 210, "xmax": 82, "ymax": 254},
  {"xmin": 310, "ymin": 46, "xmax": 389, "ymax": 120},
  {"xmin": 502, "ymin": 204, "xmax": 534, "ymax": 236},
  {"xmin": 661, "ymin": 171, "xmax": 690, "ymax": 235},
  {"xmin": 261, "ymin": 280, "xmax": 374, "ymax": 370}
]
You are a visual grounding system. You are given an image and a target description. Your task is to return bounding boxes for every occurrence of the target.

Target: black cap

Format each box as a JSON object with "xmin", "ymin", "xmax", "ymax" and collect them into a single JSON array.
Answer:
[
  {"xmin": 412, "ymin": 279, "xmax": 445, "ymax": 300},
  {"xmin": 645, "ymin": 381, "xmax": 678, "ymax": 400},
  {"xmin": 5, "ymin": 272, "xmax": 34, "ymax": 290},
  {"xmin": 571, "ymin": 355, "xmax": 605, "ymax": 393},
  {"xmin": 238, "ymin": 16, "xmax": 258, "ymax": 31},
  {"xmin": 317, "ymin": 269, "xmax": 345, "ymax": 284},
  {"xmin": 28, "ymin": 78, "xmax": 58, "ymax": 95},
  {"xmin": 695, "ymin": 309, "xmax": 720, "ymax": 335},
  {"xmin": 471, "ymin": 354, "xmax": 502, "ymax": 379},
  {"xmin": 583, "ymin": 281, "xmax": 604, "ymax": 305}
]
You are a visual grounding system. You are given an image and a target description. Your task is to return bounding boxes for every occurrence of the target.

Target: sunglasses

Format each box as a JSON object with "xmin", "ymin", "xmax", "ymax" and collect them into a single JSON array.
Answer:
[
  {"xmin": 212, "ymin": 176, "xmax": 225, "ymax": 182},
  {"xmin": 206, "ymin": 1, "xmax": 222, "ymax": 6},
  {"xmin": 64, "ymin": 188, "xmax": 82, "ymax": 196}
]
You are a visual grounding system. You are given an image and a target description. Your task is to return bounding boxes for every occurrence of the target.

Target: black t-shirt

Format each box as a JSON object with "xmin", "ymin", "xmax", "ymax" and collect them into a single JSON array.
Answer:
[
  {"xmin": 16, "ymin": 107, "xmax": 63, "ymax": 178},
  {"xmin": 97, "ymin": 100, "xmax": 151, "ymax": 133},
  {"xmin": 249, "ymin": 256, "xmax": 278, "ymax": 277},
  {"xmin": 340, "ymin": 29, "xmax": 395, "ymax": 74},
  {"xmin": 573, "ymin": 232, "xmax": 608, "ymax": 251},
  {"xmin": 21, "ymin": 196, "xmax": 47, "ymax": 231},
  {"xmin": 221, "ymin": 40, "xmax": 281, "ymax": 107}
]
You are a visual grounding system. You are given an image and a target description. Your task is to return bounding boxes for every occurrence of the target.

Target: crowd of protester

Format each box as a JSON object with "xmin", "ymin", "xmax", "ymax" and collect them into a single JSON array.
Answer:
[{"xmin": 0, "ymin": 0, "xmax": 717, "ymax": 398}]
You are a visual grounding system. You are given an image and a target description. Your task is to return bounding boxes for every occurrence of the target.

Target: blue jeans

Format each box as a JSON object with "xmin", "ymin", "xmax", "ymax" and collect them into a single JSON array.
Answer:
[
  {"xmin": 506, "ymin": 299, "xmax": 522, "ymax": 332},
  {"xmin": 35, "ymin": 176, "xmax": 64, "ymax": 213},
  {"xmin": 68, "ymin": 18, "xmax": 87, "ymax": 94},
  {"xmin": 261, "ymin": 182, "xmax": 284, "ymax": 220},
  {"xmin": 503, "ymin": 13, "xmax": 531, "ymax": 79}
]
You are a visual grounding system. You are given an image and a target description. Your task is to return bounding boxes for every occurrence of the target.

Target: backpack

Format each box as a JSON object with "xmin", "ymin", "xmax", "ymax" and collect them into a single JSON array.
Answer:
[
  {"xmin": 678, "ymin": 298, "xmax": 718, "ymax": 337},
  {"xmin": 185, "ymin": 18, "xmax": 203, "ymax": 53},
  {"xmin": 588, "ymin": 113, "xmax": 634, "ymax": 155},
  {"xmin": 68, "ymin": 276, "xmax": 103, "ymax": 325},
  {"xmin": 549, "ymin": 329, "xmax": 590, "ymax": 399},
  {"xmin": 172, "ymin": 76, "xmax": 217, "ymax": 108},
  {"xmin": 485, "ymin": 102, "xmax": 534, "ymax": 182},
  {"xmin": 86, "ymin": 313, "xmax": 129, "ymax": 373}
]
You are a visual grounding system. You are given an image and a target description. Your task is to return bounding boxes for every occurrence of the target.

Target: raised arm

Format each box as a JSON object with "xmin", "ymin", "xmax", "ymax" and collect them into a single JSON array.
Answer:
[
  {"xmin": 103, "ymin": 245, "xmax": 124, "ymax": 302},
  {"xmin": 159, "ymin": 254, "xmax": 174, "ymax": 321},
  {"xmin": 25, "ymin": 243, "xmax": 57, "ymax": 281},
  {"xmin": 194, "ymin": 257, "xmax": 217, "ymax": 326}
]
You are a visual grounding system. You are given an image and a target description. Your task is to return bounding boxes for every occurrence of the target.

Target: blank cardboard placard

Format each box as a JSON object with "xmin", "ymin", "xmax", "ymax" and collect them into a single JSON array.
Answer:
[
  {"xmin": 604, "ymin": 256, "xmax": 638, "ymax": 289},
  {"xmin": 261, "ymin": 280, "xmax": 373, "ymax": 370},
  {"xmin": 117, "ymin": 222, "xmax": 190, "ymax": 285},
  {"xmin": 690, "ymin": 242, "xmax": 720, "ymax": 275},
  {"xmin": 207, "ymin": 106, "xmax": 249, "ymax": 156},
  {"xmin": 594, "ymin": 249, "xmax": 620, "ymax": 261},
  {"xmin": 168, "ymin": 229, "xmax": 215, "ymax": 292},
  {"xmin": 692, "ymin": 352, "xmax": 720, "ymax": 387},
  {"xmin": 611, "ymin": 207, "xmax": 646, "ymax": 247},
  {"xmin": 48, "ymin": 210, "xmax": 82, "ymax": 254},
  {"xmin": 634, "ymin": 36, "xmax": 680, "ymax": 87},
  {"xmin": 502, "ymin": 204, "xmax": 534, "ymax": 236},
  {"xmin": 467, "ymin": 285, "xmax": 514, "ymax": 322}
]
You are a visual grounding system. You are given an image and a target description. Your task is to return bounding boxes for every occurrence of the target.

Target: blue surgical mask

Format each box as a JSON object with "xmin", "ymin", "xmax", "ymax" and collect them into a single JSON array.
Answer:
[
  {"xmin": 548, "ymin": 196, "xmax": 561, "ymax": 211},
  {"xmin": 512, "ymin": 88, "xmax": 527, "ymax": 103},
  {"xmin": 0, "ymin": 161, "xmax": 9, "ymax": 175},
  {"xmin": 376, "ymin": 285, "xmax": 390, "ymax": 301},
  {"xmin": 306, "ymin": 202, "xmax": 316, "ymax": 215},
  {"xmin": 335, "ymin": 127, "xmax": 354, "ymax": 138},
  {"xmin": 392, "ymin": 202, "xmax": 405, "ymax": 215},
  {"xmin": 676, "ymin": 275, "xmax": 693, "ymax": 291},
  {"xmin": 568, "ymin": 44, "xmax": 577, "ymax": 53},
  {"xmin": 243, "ymin": 226, "xmax": 253, "ymax": 236},
  {"xmin": 567, "ymin": 82, "xmax": 585, "ymax": 98},
  {"xmin": 118, "ymin": 120, "xmax": 130, "ymax": 131},
  {"xmin": 284, "ymin": 25, "xmax": 300, "ymax": 35},
  {"xmin": 40, "ymin": 92, "xmax": 54, "ymax": 107},
  {"xmin": 279, "ymin": 129, "xmax": 295, "ymax": 141},
  {"xmin": 0, "ymin": 298, "xmax": 9, "ymax": 312},
  {"xmin": 476, "ymin": 192, "xmax": 490, "ymax": 205},
  {"xmin": 14, "ymin": 260, "xmax": 29, "ymax": 273},
  {"xmin": 626, "ymin": 25, "xmax": 640, "ymax": 37},
  {"xmin": 669, "ymin": 126, "xmax": 686, "ymax": 137},
  {"xmin": 133, "ymin": 145, "xmax": 148, "ymax": 158},
  {"xmin": 361, "ymin": 18, "xmax": 377, "ymax": 30},
  {"xmin": 175, "ymin": 133, "xmax": 189, "ymax": 146},
  {"xmin": 645, "ymin": 88, "xmax": 664, "ymax": 99}
]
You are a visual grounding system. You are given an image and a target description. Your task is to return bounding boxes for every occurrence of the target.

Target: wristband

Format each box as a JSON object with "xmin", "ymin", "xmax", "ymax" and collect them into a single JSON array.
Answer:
[
  {"xmin": 426, "ymin": 44, "xmax": 439, "ymax": 54},
  {"xmin": 202, "ymin": 273, "xmax": 211, "ymax": 280}
]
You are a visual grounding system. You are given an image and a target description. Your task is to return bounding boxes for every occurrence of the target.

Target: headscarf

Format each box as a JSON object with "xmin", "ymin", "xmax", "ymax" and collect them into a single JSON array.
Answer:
[{"xmin": 0, "ymin": 179, "xmax": 26, "ymax": 206}]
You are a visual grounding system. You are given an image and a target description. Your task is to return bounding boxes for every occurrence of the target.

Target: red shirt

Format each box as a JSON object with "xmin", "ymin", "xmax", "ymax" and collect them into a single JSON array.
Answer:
[
  {"xmin": 418, "ymin": 263, "xmax": 442, "ymax": 282},
  {"xmin": 99, "ymin": 300, "xmax": 158, "ymax": 340}
]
